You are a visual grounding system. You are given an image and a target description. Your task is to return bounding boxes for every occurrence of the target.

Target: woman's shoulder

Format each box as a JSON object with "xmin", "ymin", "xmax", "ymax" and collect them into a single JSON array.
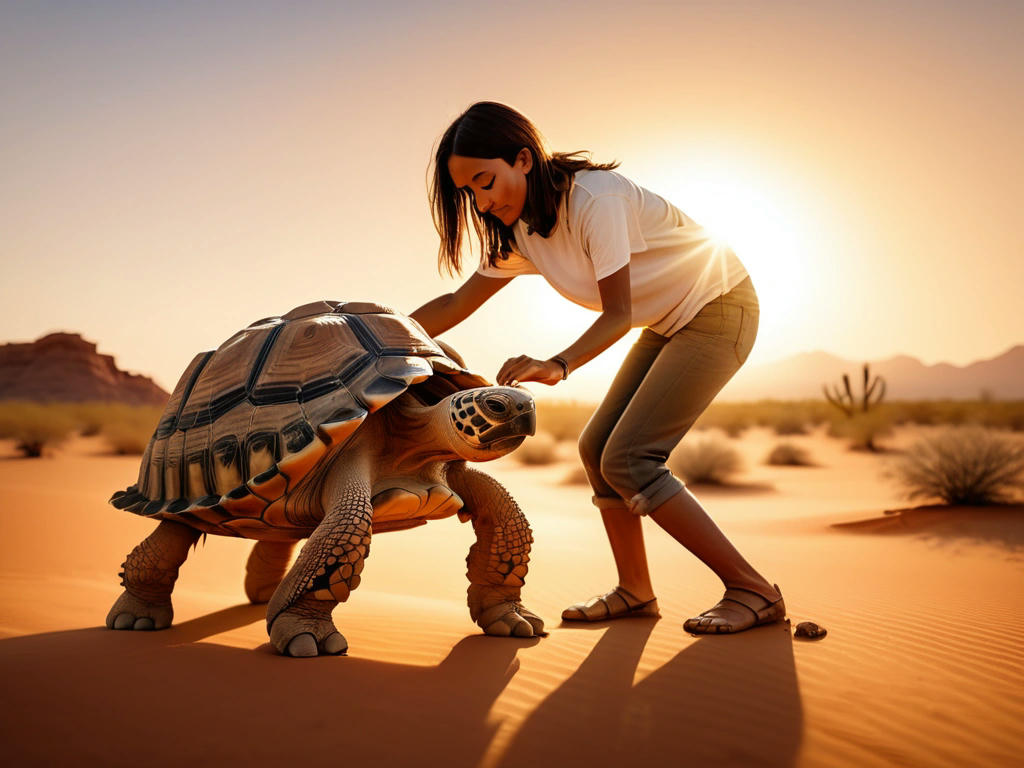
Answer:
[
  {"xmin": 567, "ymin": 170, "xmax": 642, "ymax": 224},
  {"xmin": 571, "ymin": 168, "xmax": 638, "ymax": 199}
]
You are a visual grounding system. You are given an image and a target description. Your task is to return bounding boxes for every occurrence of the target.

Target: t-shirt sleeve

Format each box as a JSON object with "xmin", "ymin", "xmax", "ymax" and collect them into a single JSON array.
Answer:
[
  {"xmin": 475, "ymin": 250, "xmax": 538, "ymax": 278},
  {"xmin": 579, "ymin": 194, "xmax": 636, "ymax": 280}
]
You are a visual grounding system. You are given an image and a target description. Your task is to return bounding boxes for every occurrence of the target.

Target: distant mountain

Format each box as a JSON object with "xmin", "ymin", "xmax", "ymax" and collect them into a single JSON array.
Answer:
[
  {"xmin": 0, "ymin": 333, "xmax": 168, "ymax": 406},
  {"xmin": 720, "ymin": 345, "xmax": 1024, "ymax": 401}
]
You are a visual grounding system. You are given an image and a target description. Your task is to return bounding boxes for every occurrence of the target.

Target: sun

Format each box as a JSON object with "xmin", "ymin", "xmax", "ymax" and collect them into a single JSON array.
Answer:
[{"xmin": 649, "ymin": 160, "xmax": 820, "ymax": 363}]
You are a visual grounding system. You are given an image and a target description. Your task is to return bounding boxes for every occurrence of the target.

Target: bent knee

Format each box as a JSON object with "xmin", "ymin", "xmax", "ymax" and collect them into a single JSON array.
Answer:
[
  {"xmin": 578, "ymin": 426, "xmax": 605, "ymax": 474},
  {"xmin": 599, "ymin": 443, "xmax": 666, "ymax": 498}
]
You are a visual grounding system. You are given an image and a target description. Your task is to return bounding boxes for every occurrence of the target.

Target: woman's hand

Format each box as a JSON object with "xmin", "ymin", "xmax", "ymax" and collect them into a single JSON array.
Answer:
[{"xmin": 497, "ymin": 356, "xmax": 564, "ymax": 386}]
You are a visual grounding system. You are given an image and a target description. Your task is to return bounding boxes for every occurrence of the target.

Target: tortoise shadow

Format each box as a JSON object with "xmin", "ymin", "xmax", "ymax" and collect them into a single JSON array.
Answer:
[
  {"xmin": 0, "ymin": 614, "xmax": 534, "ymax": 768},
  {"xmin": 495, "ymin": 618, "xmax": 802, "ymax": 767}
]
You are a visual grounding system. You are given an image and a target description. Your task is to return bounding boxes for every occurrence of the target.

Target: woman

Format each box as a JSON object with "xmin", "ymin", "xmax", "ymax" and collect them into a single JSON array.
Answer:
[{"xmin": 411, "ymin": 101, "xmax": 784, "ymax": 634}]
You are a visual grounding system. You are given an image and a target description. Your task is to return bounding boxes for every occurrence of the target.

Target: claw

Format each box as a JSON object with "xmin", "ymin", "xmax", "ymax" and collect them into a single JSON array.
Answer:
[
  {"xmin": 269, "ymin": 596, "xmax": 346, "ymax": 657},
  {"xmin": 515, "ymin": 604, "xmax": 546, "ymax": 636},
  {"xmin": 478, "ymin": 601, "xmax": 535, "ymax": 638},
  {"xmin": 320, "ymin": 632, "xmax": 348, "ymax": 655},
  {"xmin": 106, "ymin": 590, "xmax": 173, "ymax": 631},
  {"xmin": 286, "ymin": 633, "xmax": 318, "ymax": 657}
]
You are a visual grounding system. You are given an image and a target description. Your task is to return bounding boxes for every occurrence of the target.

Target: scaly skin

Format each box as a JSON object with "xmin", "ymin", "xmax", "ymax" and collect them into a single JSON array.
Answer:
[
  {"xmin": 448, "ymin": 464, "xmax": 543, "ymax": 637},
  {"xmin": 266, "ymin": 454, "xmax": 372, "ymax": 656},
  {"xmin": 244, "ymin": 541, "xmax": 296, "ymax": 604},
  {"xmin": 106, "ymin": 520, "xmax": 201, "ymax": 630}
]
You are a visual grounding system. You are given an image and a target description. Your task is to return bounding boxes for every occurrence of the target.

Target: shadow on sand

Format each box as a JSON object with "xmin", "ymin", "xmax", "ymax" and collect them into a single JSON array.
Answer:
[
  {"xmin": 0, "ymin": 604, "xmax": 533, "ymax": 768},
  {"xmin": 833, "ymin": 504, "xmax": 1024, "ymax": 552},
  {"xmin": 2, "ymin": 606, "xmax": 803, "ymax": 768},
  {"xmin": 495, "ymin": 618, "xmax": 802, "ymax": 768}
]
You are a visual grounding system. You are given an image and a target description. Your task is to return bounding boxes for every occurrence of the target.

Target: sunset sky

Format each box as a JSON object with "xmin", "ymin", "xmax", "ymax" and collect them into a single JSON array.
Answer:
[{"xmin": 2, "ymin": 1, "xmax": 1020, "ymax": 401}]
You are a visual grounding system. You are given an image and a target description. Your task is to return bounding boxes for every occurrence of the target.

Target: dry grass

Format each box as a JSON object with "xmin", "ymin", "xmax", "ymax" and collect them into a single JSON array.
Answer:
[
  {"xmin": 513, "ymin": 431, "xmax": 559, "ymax": 466},
  {"xmin": 827, "ymin": 410, "xmax": 894, "ymax": 451},
  {"xmin": 562, "ymin": 464, "xmax": 590, "ymax": 485},
  {"xmin": 535, "ymin": 400, "xmax": 594, "ymax": 442},
  {"xmin": 0, "ymin": 402, "xmax": 78, "ymax": 456},
  {"xmin": 766, "ymin": 442, "xmax": 814, "ymax": 466},
  {"xmin": 887, "ymin": 400, "xmax": 1024, "ymax": 431},
  {"xmin": 772, "ymin": 415, "xmax": 809, "ymax": 436},
  {"xmin": 0, "ymin": 401, "xmax": 162, "ymax": 457},
  {"xmin": 98, "ymin": 405, "xmax": 162, "ymax": 454},
  {"xmin": 888, "ymin": 426, "xmax": 1024, "ymax": 505},
  {"xmin": 668, "ymin": 436, "xmax": 743, "ymax": 485}
]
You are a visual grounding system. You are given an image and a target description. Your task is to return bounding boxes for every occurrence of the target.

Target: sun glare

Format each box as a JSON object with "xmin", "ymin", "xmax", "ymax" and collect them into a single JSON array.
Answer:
[{"xmin": 649, "ymin": 160, "xmax": 818, "ymax": 363}]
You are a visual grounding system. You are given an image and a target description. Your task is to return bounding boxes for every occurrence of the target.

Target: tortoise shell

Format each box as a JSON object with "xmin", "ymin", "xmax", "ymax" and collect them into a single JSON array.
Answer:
[{"xmin": 110, "ymin": 300, "xmax": 488, "ymax": 538}]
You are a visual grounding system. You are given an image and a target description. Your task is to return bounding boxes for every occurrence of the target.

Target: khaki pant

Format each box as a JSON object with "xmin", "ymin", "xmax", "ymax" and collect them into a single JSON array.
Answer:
[{"xmin": 579, "ymin": 276, "xmax": 758, "ymax": 515}]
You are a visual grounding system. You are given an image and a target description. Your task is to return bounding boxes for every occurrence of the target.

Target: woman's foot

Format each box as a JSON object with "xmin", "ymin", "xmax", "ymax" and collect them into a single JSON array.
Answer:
[
  {"xmin": 562, "ymin": 586, "xmax": 660, "ymax": 621},
  {"xmin": 683, "ymin": 584, "xmax": 786, "ymax": 634}
]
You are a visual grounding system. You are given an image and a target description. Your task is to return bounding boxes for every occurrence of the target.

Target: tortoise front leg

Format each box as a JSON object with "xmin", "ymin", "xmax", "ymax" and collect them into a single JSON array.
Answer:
[
  {"xmin": 266, "ymin": 464, "xmax": 372, "ymax": 657},
  {"xmin": 106, "ymin": 520, "xmax": 201, "ymax": 630},
  {"xmin": 448, "ymin": 464, "xmax": 544, "ymax": 638}
]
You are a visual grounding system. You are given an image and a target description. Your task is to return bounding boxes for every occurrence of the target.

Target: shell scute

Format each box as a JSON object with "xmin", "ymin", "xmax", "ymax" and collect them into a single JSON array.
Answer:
[{"xmin": 253, "ymin": 314, "xmax": 367, "ymax": 404}]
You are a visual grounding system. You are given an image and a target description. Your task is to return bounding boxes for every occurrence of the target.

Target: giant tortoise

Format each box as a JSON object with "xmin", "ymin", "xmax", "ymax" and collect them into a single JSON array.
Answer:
[{"xmin": 107, "ymin": 300, "xmax": 542, "ymax": 656}]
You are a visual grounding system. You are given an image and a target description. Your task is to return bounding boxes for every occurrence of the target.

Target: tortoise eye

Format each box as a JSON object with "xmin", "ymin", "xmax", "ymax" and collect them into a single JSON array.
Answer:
[{"xmin": 485, "ymin": 397, "xmax": 508, "ymax": 414}]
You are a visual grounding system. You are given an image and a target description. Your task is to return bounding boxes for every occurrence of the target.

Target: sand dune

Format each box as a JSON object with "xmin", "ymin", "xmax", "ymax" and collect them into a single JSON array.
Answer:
[{"xmin": 1, "ymin": 429, "xmax": 1022, "ymax": 767}]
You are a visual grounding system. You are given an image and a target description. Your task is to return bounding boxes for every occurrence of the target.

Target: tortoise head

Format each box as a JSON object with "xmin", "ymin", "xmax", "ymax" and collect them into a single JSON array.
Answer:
[{"xmin": 446, "ymin": 386, "xmax": 536, "ymax": 460}]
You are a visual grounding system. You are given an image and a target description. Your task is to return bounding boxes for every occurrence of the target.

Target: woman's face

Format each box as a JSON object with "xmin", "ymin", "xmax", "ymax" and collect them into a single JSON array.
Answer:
[{"xmin": 447, "ymin": 149, "xmax": 533, "ymax": 227}]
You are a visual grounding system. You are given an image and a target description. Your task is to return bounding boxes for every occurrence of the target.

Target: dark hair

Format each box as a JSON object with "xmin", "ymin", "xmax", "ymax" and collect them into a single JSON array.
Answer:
[{"xmin": 430, "ymin": 101, "xmax": 619, "ymax": 276}]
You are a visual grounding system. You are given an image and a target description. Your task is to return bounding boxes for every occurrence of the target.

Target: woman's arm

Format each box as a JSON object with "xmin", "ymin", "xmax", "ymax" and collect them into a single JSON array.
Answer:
[
  {"xmin": 410, "ymin": 271, "xmax": 513, "ymax": 337},
  {"xmin": 496, "ymin": 264, "xmax": 632, "ymax": 386}
]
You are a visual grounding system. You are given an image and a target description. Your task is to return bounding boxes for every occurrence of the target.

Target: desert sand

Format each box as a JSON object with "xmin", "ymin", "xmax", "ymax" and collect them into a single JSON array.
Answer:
[{"xmin": 1, "ymin": 427, "xmax": 1021, "ymax": 768}]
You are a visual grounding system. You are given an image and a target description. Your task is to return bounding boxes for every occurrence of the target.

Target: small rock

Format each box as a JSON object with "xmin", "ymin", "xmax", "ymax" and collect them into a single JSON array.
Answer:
[{"xmin": 794, "ymin": 621, "xmax": 827, "ymax": 640}]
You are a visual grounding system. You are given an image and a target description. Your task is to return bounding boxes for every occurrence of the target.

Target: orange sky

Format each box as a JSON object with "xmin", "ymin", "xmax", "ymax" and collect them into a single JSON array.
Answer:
[{"xmin": 1, "ymin": 1, "xmax": 1021, "ymax": 401}]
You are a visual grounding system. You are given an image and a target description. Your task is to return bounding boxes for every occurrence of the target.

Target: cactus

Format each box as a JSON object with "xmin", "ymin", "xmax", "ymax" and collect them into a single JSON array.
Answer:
[
  {"xmin": 823, "ymin": 363, "xmax": 886, "ymax": 416},
  {"xmin": 823, "ymin": 364, "xmax": 888, "ymax": 451}
]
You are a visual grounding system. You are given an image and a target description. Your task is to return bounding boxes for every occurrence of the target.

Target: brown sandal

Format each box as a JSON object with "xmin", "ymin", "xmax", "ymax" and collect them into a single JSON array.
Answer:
[
  {"xmin": 684, "ymin": 584, "xmax": 786, "ymax": 634},
  {"xmin": 562, "ymin": 586, "xmax": 660, "ymax": 622}
]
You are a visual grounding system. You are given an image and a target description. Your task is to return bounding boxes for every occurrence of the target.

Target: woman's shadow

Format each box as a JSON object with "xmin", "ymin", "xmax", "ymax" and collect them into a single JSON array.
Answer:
[
  {"xmin": 495, "ymin": 618, "xmax": 802, "ymax": 768},
  {"xmin": 0, "ymin": 603, "xmax": 535, "ymax": 768}
]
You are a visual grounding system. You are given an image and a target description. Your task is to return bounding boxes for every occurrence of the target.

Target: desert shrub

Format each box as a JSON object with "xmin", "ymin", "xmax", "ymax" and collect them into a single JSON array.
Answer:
[
  {"xmin": 59, "ymin": 402, "xmax": 162, "ymax": 452},
  {"xmin": 668, "ymin": 436, "xmax": 743, "ymax": 484},
  {"xmin": 513, "ymin": 431, "xmax": 559, "ymax": 466},
  {"xmin": 759, "ymin": 401, "xmax": 831, "ymax": 432},
  {"xmin": 100, "ymin": 406, "xmax": 161, "ymax": 454},
  {"xmin": 0, "ymin": 401, "xmax": 77, "ymax": 457},
  {"xmin": 66, "ymin": 403, "xmax": 107, "ymax": 436},
  {"xmin": 562, "ymin": 464, "xmax": 590, "ymax": 485},
  {"xmin": 827, "ymin": 410, "xmax": 893, "ymax": 451},
  {"xmin": 772, "ymin": 415, "xmax": 808, "ymax": 436},
  {"xmin": 536, "ymin": 401, "xmax": 595, "ymax": 442},
  {"xmin": 889, "ymin": 426, "xmax": 1024, "ymax": 505},
  {"xmin": 765, "ymin": 442, "xmax": 814, "ymax": 466},
  {"xmin": 693, "ymin": 405, "xmax": 752, "ymax": 437}
]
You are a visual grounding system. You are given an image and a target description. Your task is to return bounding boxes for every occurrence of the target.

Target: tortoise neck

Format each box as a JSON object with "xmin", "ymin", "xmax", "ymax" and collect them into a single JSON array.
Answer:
[{"xmin": 373, "ymin": 399, "xmax": 463, "ymax": 474}]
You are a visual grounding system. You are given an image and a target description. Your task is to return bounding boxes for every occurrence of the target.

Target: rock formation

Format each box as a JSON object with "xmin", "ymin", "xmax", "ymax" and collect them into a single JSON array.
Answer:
[{"xmin": 0, "ymin": 333, "xmax": 168, "ymax": 405}]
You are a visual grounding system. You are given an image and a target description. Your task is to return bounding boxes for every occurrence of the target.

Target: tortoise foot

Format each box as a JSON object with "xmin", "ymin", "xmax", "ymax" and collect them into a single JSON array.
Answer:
[
  {"xmin": 513, "ymin": 603, "xmax": 546, "ymax": 636},
  {"xmin": 269, "ymin": 598, "xmax": 347, "ymax": 657},
  {"xmin": 477, "ymin": 601, "xmax": 543, "ymax": 638},
  {"xmin": 105, "ymin": 590, "xmax": 173, "ymax": 631}
]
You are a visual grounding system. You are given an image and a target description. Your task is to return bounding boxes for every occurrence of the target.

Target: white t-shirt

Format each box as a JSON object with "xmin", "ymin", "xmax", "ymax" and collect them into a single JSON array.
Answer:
[{"xmin": 476, "ymin": 169, "xmax": 749, "ymax": 336}]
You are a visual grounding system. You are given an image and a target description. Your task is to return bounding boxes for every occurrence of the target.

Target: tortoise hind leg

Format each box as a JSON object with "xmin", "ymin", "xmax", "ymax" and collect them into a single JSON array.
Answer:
[
  {"xmin": 106, "ymin": 520, "xmax": 201, "ymax": 631},
  {"xmin": 244, "ymin": 540, "xmax": 296, "ymax": 604}
]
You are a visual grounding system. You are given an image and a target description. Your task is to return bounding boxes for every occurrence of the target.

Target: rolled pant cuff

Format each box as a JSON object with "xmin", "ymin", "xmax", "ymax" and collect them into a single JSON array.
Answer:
[
  {"xmin": 628, "ymin": 474, "xmax": 687, "ymax": 517},
  {"xmin": 591, "ymin": 495, "xmax": 628, "ymax": 512}
]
